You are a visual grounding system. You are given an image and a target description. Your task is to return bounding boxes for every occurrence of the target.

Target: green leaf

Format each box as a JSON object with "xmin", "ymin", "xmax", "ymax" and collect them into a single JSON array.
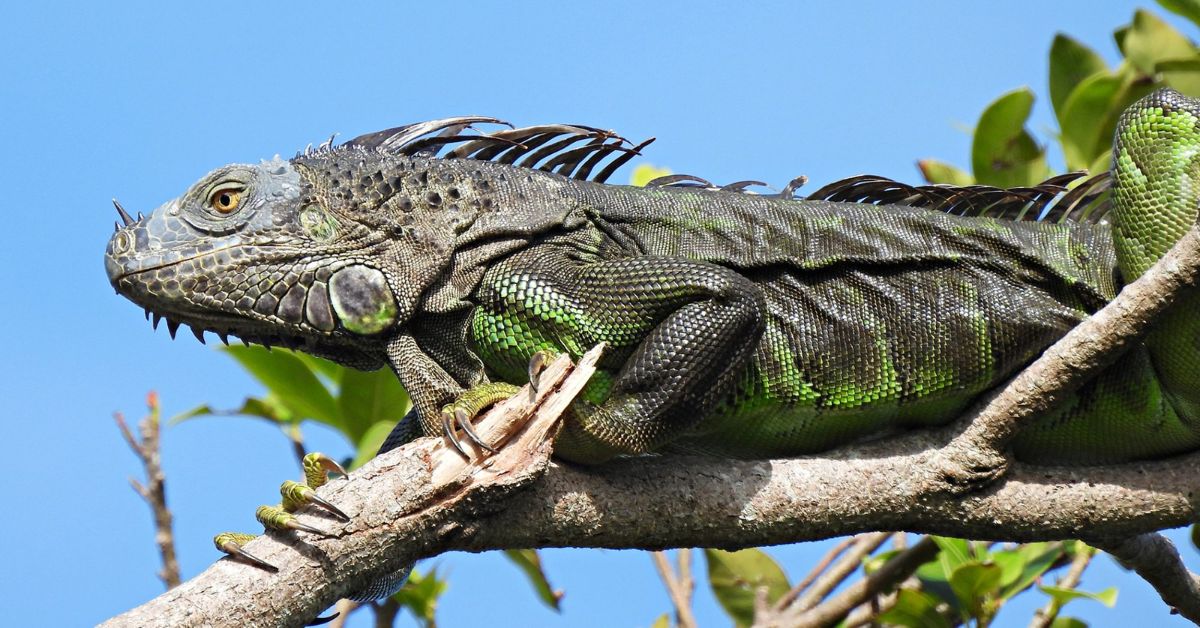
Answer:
[
  {"xmin": 1001, "ymin": 542, "xmax": 1064, "ymax": 599},
  {"xmin": 349, "ymin": 419, "xmax": 399, "ymax": 470},
  {"xmin": 876, "ymin": 589, "xmax": 953, "ymax": 628},
  {"xmin": 932, "ymin": 537, "xmax": 972, "ymax": 572},
  {"xmin": 1158, "ymin": 57, "xmax": 1200, "ymax": 97},
  {"xmin": 1087, "ymin": 150, "xmax": 1113, "ymax": 177},
  {"xmin": 1191, "ymin": 523, "xmax": 1200, "ymax": 552},
  {"xmin": 1124, "ymin": 9, "xmax": 1196, "ymax": 76},
  {"xmin": 222, "ymin": 346, "xmax": 342, "ymax": 428},
  {"xmin": 1114, "ymin": 25, "xmax": 1130, "ymax": 57},
  {"xmin": 650, "ymin": 614, "xmax": 671, "ymax": 628},
  {"xmin": 1050, "ymin": 617, "xmax": 1089, "ymax": 628},
  {"xmin": 292, "ymin": 352, "xmax": 344, "ymax": 381},
  {"xmin": 504, "ymin": 549, "xmax": 564, "ymax": 611},
  {"xmin": 970, "ymin": 87, "xmax": 1048, "ymax": 187},
  {"xmin": 393, "ymin": 567, "xmax": 448, "ymax": 627},
  {"xmin": 168, "ymin": 404, "xmax": 218, "ymax": 424},
  {"xmin": 918, "ymin": 159, "xmax": 974, "ymax": 185},
  {"xmin": 1039, "ymin": 585, "xmax": 1118, "ymax": 608},
  {"xmin": 706, "ymin": 548, "xmax": 790, "ymax": 626},
  {"xmin": 948, "ymin": 562, "xmax": 1002, "ymax": 618},
  {"xmin": 1160, "ymin": 0, "xmax": 1200, "ymax": 28},
  {"xmin": 1049, "ymin": 34, "xmax": 1109, "ymax": 122},
  {"xmin": 988, "ymin": 548, "xmax": 1027, "ymax": 591},
  {"xmin": 1059, "ymin": 71, "xmax": 1125, "ymax": 170},
  {"xmin": 337, "ymin": 366, "xmax": 410, "ymax": 443},
  {"xmin": 630, "ymin": 164, "xmax": 671, "ymax": 187}
]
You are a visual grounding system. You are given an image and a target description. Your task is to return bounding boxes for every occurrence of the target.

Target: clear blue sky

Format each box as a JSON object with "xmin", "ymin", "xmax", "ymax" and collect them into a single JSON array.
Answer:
[{"xmin": 2, "ymin": 2, "xmax": 1196, "ymax": 626}]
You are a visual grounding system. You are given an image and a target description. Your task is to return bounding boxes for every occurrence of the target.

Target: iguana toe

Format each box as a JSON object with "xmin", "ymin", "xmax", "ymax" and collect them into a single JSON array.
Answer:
[
  {"xmin": 281, "ymin": 480, "xmax": 350, "ymax": 522},
  {"xmin": 214, "ymin": 532, "xmax": 278, "ymax": 572},
  {"xmin": 257, "ymin": 504, "xmax": 333, "ymax": 536},
  {"xmin": 301, "ymin": 452, "xmax": 348, "ymax": 488}
]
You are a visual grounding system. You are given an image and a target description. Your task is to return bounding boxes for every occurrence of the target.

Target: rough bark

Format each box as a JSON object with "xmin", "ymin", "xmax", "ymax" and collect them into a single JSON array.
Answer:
[{"xmin": 103, "ymin": 225, "xmax": 1200, "ymax": 627}]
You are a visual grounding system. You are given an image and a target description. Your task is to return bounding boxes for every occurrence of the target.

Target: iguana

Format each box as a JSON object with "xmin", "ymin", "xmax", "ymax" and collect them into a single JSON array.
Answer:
[{"xmin": 105, "ymin": 88, "xmax": 1200, "ymax": 601}]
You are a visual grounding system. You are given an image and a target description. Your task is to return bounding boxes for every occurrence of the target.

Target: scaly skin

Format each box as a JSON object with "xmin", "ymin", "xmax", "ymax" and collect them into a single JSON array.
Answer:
[{"xmin": 106, "ymin": 89, "xmax": 1200, "ymax": 600}]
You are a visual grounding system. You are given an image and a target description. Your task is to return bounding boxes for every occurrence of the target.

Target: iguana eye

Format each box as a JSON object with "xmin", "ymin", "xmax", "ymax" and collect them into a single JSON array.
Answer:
[{"xmin": 209, "ymin": 187, "xmax": 243, "ymax": 213}]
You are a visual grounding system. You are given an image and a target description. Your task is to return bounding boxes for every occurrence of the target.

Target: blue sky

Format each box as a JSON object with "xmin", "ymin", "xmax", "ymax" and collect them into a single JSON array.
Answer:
[{"xmin": 2, "ymin": 2, "xmax": 1197, "ymax": 626}]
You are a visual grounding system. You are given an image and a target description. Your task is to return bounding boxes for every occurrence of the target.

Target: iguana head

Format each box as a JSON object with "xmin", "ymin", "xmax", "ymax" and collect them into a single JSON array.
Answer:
[
  {"xmin": 107, "ymin": 118, "xmax": 649, "ymax": 369},
  {"xmin": 105, "ymin": 153, "xmax": 422, "ymax": 369}
]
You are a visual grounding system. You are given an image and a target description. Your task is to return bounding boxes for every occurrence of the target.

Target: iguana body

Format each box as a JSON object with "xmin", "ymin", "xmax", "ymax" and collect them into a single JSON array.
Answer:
[
  {"xmin": 104, "ymin": 87, "xmax": 1200, "ymax": 604},
  {"xmin": 106, "ymin": 90, "xmax": 1200, "ymax": 467}
]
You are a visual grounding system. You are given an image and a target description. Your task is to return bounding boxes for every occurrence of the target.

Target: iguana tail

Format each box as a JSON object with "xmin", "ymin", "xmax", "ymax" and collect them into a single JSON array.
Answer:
[
  {"xmin": 1013, "ymin": 88, "xmax": 1200, "ymax": 462},
  {"xmin": 1112, "ymin": 88, "xmax": 1200, "ymax": 422}
]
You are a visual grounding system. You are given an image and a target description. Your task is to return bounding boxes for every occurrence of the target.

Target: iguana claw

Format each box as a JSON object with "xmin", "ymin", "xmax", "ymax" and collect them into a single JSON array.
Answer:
[
  {"xmin": 455, "ymin": 408, "xmax": 496, "ymax": 453},
  {"xmin": 528, "ymin": 350, "xmax": 559, "ymax": 392},
  {"xmin": 441, "ymin": 409, "xmax": 470, "ymax": 459},
  {"xmin": 214, "ymin": 532, "xmax": 278, "ymax": 572},
  {"xmin": 439, "ymin": 382, "xmax": 522, "ymax": 459}
]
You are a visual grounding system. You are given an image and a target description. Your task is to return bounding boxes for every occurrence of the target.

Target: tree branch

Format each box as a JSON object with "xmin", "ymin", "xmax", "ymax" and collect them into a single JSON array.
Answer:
[
  {"xmin": 785, "ymin": 536, "xmax": 939, "ymax": 627},
  {"xmin": 790, "ymin": 532, "xmax": 890, "ymax": 612},
  {"xmin": 103, "ymin": 224, "xmax": 1200, "ymax": 627},
  {"xmin": 1092, "ymin": 533, "xmax": 1200, "ymax": 622}
]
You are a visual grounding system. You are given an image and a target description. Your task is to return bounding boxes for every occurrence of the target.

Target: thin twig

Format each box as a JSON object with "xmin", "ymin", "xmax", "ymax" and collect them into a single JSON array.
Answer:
[
  {"xmin": 1029, "ymin": 543, "xmax": 1095, "ymax": 628},
  {"xmin": 773, "ymin": 536, "xmax": 859, "ymax": 611},
  {"xmin": 652, "ymin": 550, "xmax": 698, "ymax": 628},
  {"xmin": 114, "ymin": 391, "xmax": 181, "ymax": 589},
  {"xmin": 844, "ymin": 591, "xmax": 899, "ymax": 628},
  {"xmin": 792, "ymin": 532, "xmax": 891, "ymax": 611}
]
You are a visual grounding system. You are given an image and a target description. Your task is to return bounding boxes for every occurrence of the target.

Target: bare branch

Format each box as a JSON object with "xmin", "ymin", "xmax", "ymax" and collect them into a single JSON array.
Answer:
[
  {"xmin": 103, "ymin": 345, "xmax": 603, "ymax": 628},
  {"xmin": 1092, "ymin": 533, "xmax": 1200, "ymax": 624},
  {"xmin": 324, "ymin": 599, "xmax": 360, "ymax": 628},
  {"xmin": 791, "ymin": 532, "xmax": 890, "ymax": 612},
  {"xmin": 785, "ymin": 537, "xmax": 939, "ymax": 627},
  {"xmin": 773, "ymin": 535, "xmax": 858, "ymax": 611},
  {"xmin": 114, "ymin": 391, "xmax": 181, "ymax": 589}
]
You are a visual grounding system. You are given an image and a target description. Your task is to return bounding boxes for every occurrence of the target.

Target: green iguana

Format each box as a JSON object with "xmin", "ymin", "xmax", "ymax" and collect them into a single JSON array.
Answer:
[{"xmin": 105, "ymin": 88, "xmax": 1200, "ymax": 601}]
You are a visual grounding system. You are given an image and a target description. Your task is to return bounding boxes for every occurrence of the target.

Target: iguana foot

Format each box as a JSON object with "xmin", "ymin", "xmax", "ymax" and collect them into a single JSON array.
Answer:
[
  {"xmin": 214, "ymin": 452, "xmax": 349, "ymax": 571},
  {"xmin": 440, "ymin": 382, "xmax": 522, "ymax": 458}
]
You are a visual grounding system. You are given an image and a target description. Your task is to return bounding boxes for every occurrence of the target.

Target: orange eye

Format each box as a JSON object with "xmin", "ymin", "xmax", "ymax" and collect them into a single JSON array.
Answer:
[{"xmin": 209, "ymin": 188, "xmax": 242, "ymax": 213}]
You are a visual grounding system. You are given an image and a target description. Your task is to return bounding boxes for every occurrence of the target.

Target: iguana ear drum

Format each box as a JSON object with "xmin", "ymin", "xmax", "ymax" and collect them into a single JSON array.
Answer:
[{"xmin": 328, "ymin": 265, "xmax": 399, "ymax": 335}]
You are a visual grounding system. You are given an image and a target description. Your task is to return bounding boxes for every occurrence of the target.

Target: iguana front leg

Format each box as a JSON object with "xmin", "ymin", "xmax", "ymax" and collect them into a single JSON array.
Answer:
[{"xmin": 473, "ymin": 251, "xmax": 767, "ymax": 463}]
